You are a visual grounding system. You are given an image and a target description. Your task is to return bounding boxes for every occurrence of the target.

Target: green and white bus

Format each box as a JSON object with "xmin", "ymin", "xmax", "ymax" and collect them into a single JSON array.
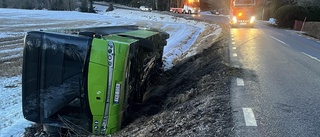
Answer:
[{"xmin": 22, "ymin": 26, "xmax": 169, "ymax": 135}]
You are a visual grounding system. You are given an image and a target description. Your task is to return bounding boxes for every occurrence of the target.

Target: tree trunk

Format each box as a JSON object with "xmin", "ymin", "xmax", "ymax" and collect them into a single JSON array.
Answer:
[
  {"xmin": 155, "ymin": 0, "xmax": 158, "ymax": 9},
  {"xmin": 68, "ymin": 0, "xmax": 72, "ymax": 11}
]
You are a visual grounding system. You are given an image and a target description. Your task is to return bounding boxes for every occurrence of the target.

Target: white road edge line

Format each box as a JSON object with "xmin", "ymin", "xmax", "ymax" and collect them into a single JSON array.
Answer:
[
  {"xmin": 236, "ymin": 78, "xmax": 244, "ymax": 86},
  {"xmin": 302, "ymin": 52, "xmax": 320, "ymax": 62},
  {"xmin": 269, "ymin": 35, "xmax": 290, "ymax": 46},
  {"xmin": 232, "ymin": 42, "xmax": 235, "ymax": 45},
  {"xmin": 233, "ymin": 53, "xmax": 238, "ymax": 57},
  {"xmin": 243, "ymin": 108, "xmax": 258, "ymax": 126}
]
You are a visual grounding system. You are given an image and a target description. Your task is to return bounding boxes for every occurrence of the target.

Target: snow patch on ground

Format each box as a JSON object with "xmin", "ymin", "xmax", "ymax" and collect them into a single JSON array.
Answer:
[
  {"xmin": 0, "ymin": 76, "xmax": 32, "ymax": 137},
  {"xmin": 0, "ymin": 33, "xmax": 8, "ymax": 38}
]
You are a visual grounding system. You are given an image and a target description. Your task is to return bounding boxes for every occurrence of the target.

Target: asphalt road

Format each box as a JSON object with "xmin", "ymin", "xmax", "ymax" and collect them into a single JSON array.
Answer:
[{"xmin": 229, "ymin": 21, "xmax": 320, "ymax": 137}]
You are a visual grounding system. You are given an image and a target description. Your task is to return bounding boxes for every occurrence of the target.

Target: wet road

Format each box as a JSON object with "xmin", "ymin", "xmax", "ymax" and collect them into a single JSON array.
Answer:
[{"xmin": 230, "ymin": 21, "xmax": 320, "ymax": 137}]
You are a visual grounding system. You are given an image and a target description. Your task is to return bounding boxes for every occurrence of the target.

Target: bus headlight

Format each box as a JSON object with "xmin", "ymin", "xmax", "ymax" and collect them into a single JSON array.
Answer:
[{"xmin": 250, "ymin": 16, "xmax": 255, "ymax": 23}]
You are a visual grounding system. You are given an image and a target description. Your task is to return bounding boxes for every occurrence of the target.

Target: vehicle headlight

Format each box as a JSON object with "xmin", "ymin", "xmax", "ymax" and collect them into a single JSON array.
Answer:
[
  {"xmin": 250, "ymin": 16, "xmax": 255, "ymax": 23},
  {"xmin": 233, "ymin": 16, "xmax": 237, "ymax": 23}
]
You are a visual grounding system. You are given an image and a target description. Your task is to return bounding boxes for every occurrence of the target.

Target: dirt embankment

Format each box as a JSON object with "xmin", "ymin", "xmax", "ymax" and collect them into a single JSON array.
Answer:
[{"xmin": 113, "ymin": 24, "xmax": 234, "ymax": 137}]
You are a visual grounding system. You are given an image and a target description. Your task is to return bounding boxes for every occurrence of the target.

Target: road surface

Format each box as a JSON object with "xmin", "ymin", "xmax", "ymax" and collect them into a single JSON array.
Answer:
[{"xmin": 230, "ymin": 21, "xmax": 320, "ymax": 137}]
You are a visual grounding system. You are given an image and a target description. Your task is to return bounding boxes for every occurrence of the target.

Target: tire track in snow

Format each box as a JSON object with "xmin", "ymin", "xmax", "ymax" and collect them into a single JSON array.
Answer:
[
  {"xmin": 0, "ymin": 35, "xmax": 24, "ymax": 63},
  {"xmin": 0, "ymin": 39, "xmax": 24, "ymax": 47},
  {"xmin": 0, "ymin": 43, "xmax": 23, "ymax": 51},
  {"xmin": 0, "ymin": 47, "xmax": 23, "ymax": 54}
]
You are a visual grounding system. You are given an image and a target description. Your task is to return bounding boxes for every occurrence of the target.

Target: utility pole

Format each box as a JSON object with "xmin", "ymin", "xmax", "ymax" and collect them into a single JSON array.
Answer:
[
  {"xmin": 155, "ymin": 0, "xmax": 158, "ymax": 10},
  {"xmin": 262, "ymin": 8, "xmax": 264, "ymax": 20},
  {"xmin": 301, "ymin": 17, "xmax": 307, "ymax": 32}
]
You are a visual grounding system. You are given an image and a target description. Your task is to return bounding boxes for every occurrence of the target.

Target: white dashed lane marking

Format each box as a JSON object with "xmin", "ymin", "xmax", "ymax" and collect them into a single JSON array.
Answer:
[
  {"xmin": 302, "ymin": 52, "xmax": 320, "ymax": 62},
  {"xmin": 269, "ymin": 35, "xmax": 290, "ymax": 46},
  {"xmin": 233, "ymin": 53, "xmax": 238, "ymax": 57},
  {"xmin": 243, "ymin": 108, "xmax": 258, "ymax": 126},
  {"xmin": 236, "ymin": 78, "xmax": 244, "ymax": 86},
  {"xmin": 231, "ymin": 32, "xmax": 258, "ymax": 128}
]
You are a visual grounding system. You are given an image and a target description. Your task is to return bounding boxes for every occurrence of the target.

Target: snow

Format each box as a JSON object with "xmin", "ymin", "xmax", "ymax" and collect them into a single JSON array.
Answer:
[
  {"xmin": 0, "ymin": 76, "xmax": 31, "ymax": 137},
  {"xmin": 0, "ymin": 34, "xmax": 8, "ymax": 38},
  {"xmin": 0, "ymin": 48, "xmax": 23, "ymax": 54},
  {"xmin": 0, "ymin": 6, "xmax": 220, "ymax": 137}
]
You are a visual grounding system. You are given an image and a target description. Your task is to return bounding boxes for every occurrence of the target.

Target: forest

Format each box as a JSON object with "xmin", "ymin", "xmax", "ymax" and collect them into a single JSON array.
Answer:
[
  {"xmin": 1, "ymin": 0, "xmax": 319, "ymax": 13},
  {"xmin": 0, "ymin": 0, "xmax": 230, "ymax": 12}
]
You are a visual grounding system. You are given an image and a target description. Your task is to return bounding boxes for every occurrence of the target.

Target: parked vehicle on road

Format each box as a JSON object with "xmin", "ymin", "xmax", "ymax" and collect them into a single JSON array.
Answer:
[
  {"xmin": 170, "ymin": 0, "xmax": 200, "ymax": 14},
  {"xmin": 140, "ymin": 6, "xmax": 152, "ymax": 11}
]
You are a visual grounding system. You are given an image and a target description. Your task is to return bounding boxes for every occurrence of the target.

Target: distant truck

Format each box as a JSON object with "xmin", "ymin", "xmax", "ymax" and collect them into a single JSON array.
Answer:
[
  {"xmin": 170, "ymin": 0, "xmax": 200, "ymax": 14},
  {"xmin": 230, "ymin": 0, "xmax": 258, "ymax": 27}
]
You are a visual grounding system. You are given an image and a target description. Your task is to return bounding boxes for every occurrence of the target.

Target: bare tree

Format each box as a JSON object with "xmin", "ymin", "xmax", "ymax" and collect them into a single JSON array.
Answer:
[
  {"xmin": 67, "ymin": 0, "xmax": 73, "ymax": 11},
  {"xmin": 1, "ymin": 0, "xmax": 8, "ymax": 8},
  {"xmin": 80, "ymin": 0, "xmax": 88, "ymax": 12},
  {"xmin": 296, "ymin": 0, "xmax": 320, "ymax": 6},
  {"xmin": 201, "ymin": 0, "xmax": 229, "ymax": 12},
  {"xmin": 2, "ymin": 0, "xmax": 77, "ymax": 10}
]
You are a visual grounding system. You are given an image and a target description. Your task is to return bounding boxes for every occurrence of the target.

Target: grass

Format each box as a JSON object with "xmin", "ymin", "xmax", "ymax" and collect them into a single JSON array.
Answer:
[{"xmin": 0, "ymin": 58, "xmax": 23, "ymax": 77}]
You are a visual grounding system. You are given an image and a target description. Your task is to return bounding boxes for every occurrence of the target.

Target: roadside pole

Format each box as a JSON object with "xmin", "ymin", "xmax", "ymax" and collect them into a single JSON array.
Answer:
[
  {"xmin": 262, "ymin": 8, "xmax": 264, "ymax": 21},
  {"xmin": 301, "ymin": 17, "xmax": 307, "ymax": 32}
]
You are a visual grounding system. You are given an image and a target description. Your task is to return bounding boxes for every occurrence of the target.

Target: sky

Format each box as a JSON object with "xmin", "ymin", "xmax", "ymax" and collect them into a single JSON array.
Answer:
[{"xmin": 0, "ymin": 5, "xmax": 220, "ymax": 137}]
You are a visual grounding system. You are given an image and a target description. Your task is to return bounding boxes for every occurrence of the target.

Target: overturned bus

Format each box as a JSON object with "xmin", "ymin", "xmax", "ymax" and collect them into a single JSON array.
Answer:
[{"xmin": 22, "ymin": 26, "xmax": 169, "ymax": 135}]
